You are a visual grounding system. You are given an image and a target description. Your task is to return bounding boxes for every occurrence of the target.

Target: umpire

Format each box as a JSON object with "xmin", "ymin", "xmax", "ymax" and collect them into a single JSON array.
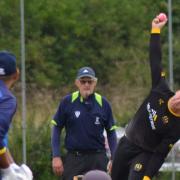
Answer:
[
  {"xmin": 111, "ymin": 14, "xmax": 180, "ymax": 180},
  {"xmin": 51, "ymin": 67, "xmax": 117, "ymax": 180}
]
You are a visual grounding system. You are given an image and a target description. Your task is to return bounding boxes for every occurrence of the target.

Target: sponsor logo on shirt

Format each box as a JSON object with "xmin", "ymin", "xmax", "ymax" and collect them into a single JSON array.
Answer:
[
  {"xmin": 159, "ymin": 98, "xmax": 164, "ymax": 105},
  {"xmin": 162, "ymin": 116, "xmax": 169, "ymax": 124},
  {"xmin": 74, "ymin": 111, "xmax": 80, "ymax": 118},
  {"xmin": 95, "ymin": 117, "xmax": 100, "ymax": 125},
  {"xmin": 147, "ymin": 103, "xmax": 157, "ymax": 130}
]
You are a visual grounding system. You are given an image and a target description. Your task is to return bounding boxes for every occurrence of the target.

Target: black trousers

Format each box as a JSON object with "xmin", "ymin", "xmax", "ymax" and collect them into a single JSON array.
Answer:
[
  {"xmin": 111, "ymin": 136, "xmax": 152, "ymax": 180},
  {"xmin": 62, "ymin": 151, "xmax": 109, "ymax": 180}
]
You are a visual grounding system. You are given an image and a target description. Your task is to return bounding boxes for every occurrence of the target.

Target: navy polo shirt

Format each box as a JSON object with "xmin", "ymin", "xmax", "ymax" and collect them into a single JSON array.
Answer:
[
  {"xmin": 53, "ymin": 92, "xmax": 116, "ymax": 152},
  {"xmin": 0, "ymin": 80, "xmax": 17, "ymax": 150}
]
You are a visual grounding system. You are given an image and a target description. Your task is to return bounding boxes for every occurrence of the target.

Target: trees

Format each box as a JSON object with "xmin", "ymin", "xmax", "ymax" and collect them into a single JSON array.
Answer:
[{"xmin": 1, "ymin": 0, "xmax": 179, "ymax": 88}]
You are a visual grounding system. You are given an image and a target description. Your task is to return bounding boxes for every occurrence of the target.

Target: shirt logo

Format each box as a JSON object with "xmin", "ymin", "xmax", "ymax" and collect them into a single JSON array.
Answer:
[
  {"xmin": 134, "ymin": 163, "xmax": 143, "ymax": 172},
  {"xmin": 147, "ymin": 103, "xmax": 157, "ymax": 130},
  {"xmin": 162, "ymin": 116, "xmax": 169, "ymax": 124},
  {"xmin": 159, "ymin": 98, "xmax": 164, "ymax": 105},
  {"xmin": 0, "ymin": 68, "xmax": 5, "ymax": 75},
  {"xmin": 95, "ymin": 117, "xmax": 100, "ymax": 125},
  {"xmin": 74, "ymin": 111, "xmax": 80, "ymax": 118}
]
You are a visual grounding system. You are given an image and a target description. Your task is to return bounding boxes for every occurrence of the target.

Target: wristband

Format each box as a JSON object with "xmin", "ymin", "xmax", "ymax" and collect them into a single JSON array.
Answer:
[
  {"xmin": 151, "ymin": 28, "xmax": 160, "ymax": 34},
  {"xmin": 0, "ymin": 147, "xmax": 6, "ymax": 155}
]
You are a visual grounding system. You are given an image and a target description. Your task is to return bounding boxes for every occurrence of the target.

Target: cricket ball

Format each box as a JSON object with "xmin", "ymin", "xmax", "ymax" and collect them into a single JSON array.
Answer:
[{"xmin": 158, "ymin": 13, "xmax": 167, "ymax": 22}]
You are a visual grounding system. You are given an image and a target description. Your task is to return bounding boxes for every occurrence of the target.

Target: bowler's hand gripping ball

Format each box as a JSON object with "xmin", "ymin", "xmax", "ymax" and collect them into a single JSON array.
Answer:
[{"xmin": 157, "ymin": 13, "xmax": 167, "ymax": 22}]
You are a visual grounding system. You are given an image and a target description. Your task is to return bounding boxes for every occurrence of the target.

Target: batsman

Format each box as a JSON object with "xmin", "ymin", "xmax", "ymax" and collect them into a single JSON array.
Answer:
[{"xmin": 0, "ymin": 51, "xmax": 33, "ymax": 180}]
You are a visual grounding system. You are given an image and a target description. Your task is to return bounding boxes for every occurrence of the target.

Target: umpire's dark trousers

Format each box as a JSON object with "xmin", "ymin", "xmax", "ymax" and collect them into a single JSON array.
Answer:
[{"xmin": 62, "ymin": 150, "xmax": 109, "ymax": 180}]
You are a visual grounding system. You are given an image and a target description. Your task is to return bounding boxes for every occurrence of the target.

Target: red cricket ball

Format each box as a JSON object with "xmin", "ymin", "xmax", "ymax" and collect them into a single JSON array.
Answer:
[{"xmin": 158, "ymin": 13, "xmax": 167, "ymax": 22}]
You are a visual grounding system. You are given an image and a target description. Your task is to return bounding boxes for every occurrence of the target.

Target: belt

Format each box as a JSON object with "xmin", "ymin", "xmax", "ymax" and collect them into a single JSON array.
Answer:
[{"xmin": 68, "ymin": 149, "xmax": 105, "ymax": 156}]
